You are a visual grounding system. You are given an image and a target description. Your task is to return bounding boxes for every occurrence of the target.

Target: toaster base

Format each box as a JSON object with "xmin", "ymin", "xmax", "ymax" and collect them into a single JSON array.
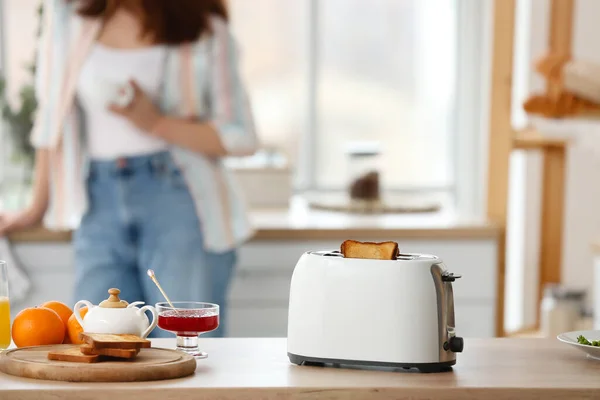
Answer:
[{"xmin": 288, "ymin": 352, "xmax": 455, "ymax": 373}]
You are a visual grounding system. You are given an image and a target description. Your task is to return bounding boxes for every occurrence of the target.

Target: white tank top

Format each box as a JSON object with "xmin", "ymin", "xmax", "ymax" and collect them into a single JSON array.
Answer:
[{"xmin": 77, "ymin": 43, "xmax": 169, "ymax": 160}]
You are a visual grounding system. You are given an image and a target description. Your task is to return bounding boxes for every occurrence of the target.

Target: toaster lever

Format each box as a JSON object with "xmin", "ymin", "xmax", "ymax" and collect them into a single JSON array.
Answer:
[{"xmin": 442, "ymin": 272, "xmax": 462, "ymax": 282}]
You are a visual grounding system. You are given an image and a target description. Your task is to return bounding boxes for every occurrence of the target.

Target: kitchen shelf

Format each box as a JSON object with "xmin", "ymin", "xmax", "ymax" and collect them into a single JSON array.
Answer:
[{"xmin": 512, "ymin": 128, "xmax": 570, "ymax": 150}]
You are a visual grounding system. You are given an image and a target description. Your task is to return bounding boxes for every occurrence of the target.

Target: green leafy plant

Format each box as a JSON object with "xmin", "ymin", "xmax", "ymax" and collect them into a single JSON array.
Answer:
[
  {"xmin": 0, "ymin": 2, "xmax": 43, "ymax": 170},
  {"xmin": 0, "ymin": 76, "xmax": 37, "ymax": 168},
  {"xmin": 577, "ymin": 335, "xmax": 600, "ymax": 347}
]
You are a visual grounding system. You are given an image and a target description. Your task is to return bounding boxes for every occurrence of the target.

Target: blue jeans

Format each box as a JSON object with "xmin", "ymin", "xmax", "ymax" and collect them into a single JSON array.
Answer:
[{"xmin": 73, "ymin": 151, "xmax": 236, "ymax": 338}]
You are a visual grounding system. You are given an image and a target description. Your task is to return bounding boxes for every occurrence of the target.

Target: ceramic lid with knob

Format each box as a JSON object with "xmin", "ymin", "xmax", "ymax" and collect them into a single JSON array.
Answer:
[{"xmin": 99, "ymin": 288, "xmax": 129, "ymax": 308}]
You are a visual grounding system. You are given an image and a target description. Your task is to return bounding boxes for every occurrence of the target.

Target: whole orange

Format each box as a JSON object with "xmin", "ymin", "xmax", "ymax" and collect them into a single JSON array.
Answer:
[
  {"xmin": 40, "ymin": 301, "xmax": 73, "ymax": 331},
  {"xmin": 12, "ymin": 307, "xmax": 65, "ymax": 348},
  {"xmin": 67, "ymin": 306, "xmax": 88, "ymax": 344}
]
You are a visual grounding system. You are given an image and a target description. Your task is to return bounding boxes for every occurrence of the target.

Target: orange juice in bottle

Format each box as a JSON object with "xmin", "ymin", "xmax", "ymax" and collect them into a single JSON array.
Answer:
[
  {"xmin": 0, "ymin": 261, "xmax": 9, "ymax": 350},
  {"xmin": 0, "ymin": 296, "xmax": 9, "ymax": 350}
]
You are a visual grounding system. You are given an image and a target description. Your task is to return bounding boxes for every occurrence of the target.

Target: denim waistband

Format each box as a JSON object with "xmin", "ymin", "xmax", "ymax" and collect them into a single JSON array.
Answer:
[{"xmin": 88, "ymin": 151, "xmax": 178, "ymax": 179}]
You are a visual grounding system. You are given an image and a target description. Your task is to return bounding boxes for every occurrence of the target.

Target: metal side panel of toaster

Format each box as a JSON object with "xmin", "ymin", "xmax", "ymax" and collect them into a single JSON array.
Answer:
[{"xmin": 431, "ymin": 262, "xmax": 462, "ymax": 363}]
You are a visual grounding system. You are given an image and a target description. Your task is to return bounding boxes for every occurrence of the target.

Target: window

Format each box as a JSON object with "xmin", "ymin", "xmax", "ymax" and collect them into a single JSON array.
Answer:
[
  {"xmin": 315, "ymin": 0, "xmax": 456, "ymax": 189},
  {"xmin": 0, "ymin": 0, "xmax": 39, "ymax": 211},
  {"xmin": 0, "ymin": 0, "xmax": 489, "ymax": 213},
  {"xmin": 228, "ymin": 0, "xmax": 483, "ymax": 200}
]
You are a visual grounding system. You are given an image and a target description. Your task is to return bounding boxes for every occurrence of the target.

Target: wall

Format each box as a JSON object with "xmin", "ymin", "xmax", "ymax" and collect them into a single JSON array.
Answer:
[
  {"xmin": 535, "ymin": 0, "xmax": 600, "ymax": 304},
  {"xmin": 565, "ymin": 0, "xmax": 600, "ymax": 295},
  {"xmin": 506, "ymin": 0, "xmax": 600, "ymax": 331}
]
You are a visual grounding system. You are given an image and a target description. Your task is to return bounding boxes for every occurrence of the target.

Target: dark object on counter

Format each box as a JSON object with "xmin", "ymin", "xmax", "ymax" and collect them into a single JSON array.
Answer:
[
  {"xmin": 288, "ymin": 353, "xmax": 455, "ymax": 373},
  {"xmin": 446, "ymin": 336, "xmax": 464, "ymax": 353},
  {"xmin": 349, "ymin": 171, "xmax": 380, "ymax": 201}
]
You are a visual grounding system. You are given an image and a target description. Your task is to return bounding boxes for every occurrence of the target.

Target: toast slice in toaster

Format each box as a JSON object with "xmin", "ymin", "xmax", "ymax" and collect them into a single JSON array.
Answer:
[{"xmin": 340, "ymin": 240, "xmax": 399, "ymax": 260}]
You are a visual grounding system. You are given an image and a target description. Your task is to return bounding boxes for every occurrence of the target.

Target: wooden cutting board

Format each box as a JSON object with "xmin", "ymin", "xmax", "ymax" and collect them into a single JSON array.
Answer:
[{"xmin": 0, "ymin": 345, "xmax": 197, "ymax": 382}]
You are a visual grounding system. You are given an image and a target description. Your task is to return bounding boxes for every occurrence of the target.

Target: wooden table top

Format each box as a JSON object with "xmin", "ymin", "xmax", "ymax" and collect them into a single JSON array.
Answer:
[{"xmin": 1, "ymin": 338, "xmax": 599, "ymax": 400}]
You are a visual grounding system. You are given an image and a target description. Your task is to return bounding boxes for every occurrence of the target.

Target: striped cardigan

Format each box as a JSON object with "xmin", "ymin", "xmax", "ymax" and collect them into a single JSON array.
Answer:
[{"xmin": 30, "ymin": 0, "xmax": 258, "ymax": 252}]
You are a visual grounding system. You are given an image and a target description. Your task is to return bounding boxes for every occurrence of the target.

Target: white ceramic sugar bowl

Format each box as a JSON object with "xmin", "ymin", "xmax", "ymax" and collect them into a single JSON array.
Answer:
[{"xmin": 74, "ymin": 288, "xmax": 158, "ymax": 338}]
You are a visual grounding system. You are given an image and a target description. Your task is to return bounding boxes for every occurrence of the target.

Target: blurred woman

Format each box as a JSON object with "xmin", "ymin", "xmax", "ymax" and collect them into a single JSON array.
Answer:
[{"xmin": 0, "ymin": 0, "xmax": 257, "ymax": 337}]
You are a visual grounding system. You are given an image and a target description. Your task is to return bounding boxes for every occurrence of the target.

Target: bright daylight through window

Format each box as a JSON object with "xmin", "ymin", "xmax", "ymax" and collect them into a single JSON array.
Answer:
[
  {"xmin": 0, "ymin": 0, "xmax": 482, "ymax": 211},
  {"xmin": 229, "ymin": 0, "xmax": 458, "ymax": 192}
]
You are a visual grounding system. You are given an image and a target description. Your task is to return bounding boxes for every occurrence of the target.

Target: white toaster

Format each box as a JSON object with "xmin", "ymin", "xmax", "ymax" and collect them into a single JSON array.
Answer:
[{"xmin": 287, "ymin": 250, "xmax": 463, "ymax": 373}]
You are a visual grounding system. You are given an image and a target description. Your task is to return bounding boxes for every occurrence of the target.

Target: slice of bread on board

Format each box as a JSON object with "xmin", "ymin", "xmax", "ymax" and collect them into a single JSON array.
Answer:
[
  {"xmin": 80, "ymin": 333, "xmax": 151, "ymax": 349},
  {"xmin": 47, "ymin": 347, "xmax": 100, "ymax": 363},
  {"xmin": 80, "ymin": 344, "xmax": 140, "ymax": 359}
]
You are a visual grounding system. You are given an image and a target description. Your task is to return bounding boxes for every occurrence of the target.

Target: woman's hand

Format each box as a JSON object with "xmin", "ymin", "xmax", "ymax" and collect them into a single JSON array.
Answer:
[
  {"xmin": 108, "ymin": 80, "xmax": 163, "ymax": 133},
  {"xmin": 0, "ymin": 210, "xmax": 44, "ymax": 237},
  {"xmin": 108, "ymin": 80, "xmax": 230, "ymax": 157}
]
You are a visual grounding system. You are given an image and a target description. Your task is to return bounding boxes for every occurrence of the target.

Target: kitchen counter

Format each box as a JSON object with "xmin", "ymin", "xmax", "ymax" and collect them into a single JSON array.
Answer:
[
  {"xmin": 1, "ymin": 338, "xmax": 599, "ymax": 400},
  {"xmin": 8, "ymin": 197, "xmax": 500, "ymax": 243},
  {"xmin": 6, "ymin": 196, "xmax": 503, "ymax": 338}
]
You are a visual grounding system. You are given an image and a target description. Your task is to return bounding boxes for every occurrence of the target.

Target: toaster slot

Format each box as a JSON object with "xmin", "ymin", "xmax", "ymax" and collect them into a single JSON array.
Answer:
[
  {"xmin": 309, "ymin": 250, "xmax": 440, "ymax": 261},
  {"xmin": 398, "ymin": 253, "xmax": 439, "ymax": 261},
  {"xmin": 308, "ymin": 250, "xmax": 343, "ymax": 257}
]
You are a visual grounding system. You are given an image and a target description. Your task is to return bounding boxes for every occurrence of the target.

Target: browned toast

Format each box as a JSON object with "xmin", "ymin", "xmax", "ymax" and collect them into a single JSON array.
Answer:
[
  {"xmin": 47, "ymin": 347, "xmax": 100, "ymax": 363},
  {"xmin": 80, "ymin": 333, "xmax": 151, "ymax": 350},
  {"xmin": 341, "ymin": 240, "xmax": 399, "ymax": 260},
  {"xmin": 80, "ymin": 344, "xmax": 140, "ymax": 359}
]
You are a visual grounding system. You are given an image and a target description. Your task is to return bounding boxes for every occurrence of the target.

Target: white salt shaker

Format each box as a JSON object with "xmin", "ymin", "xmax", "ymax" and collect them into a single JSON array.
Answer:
[
  {"xmin": 540, "ymin": 284, "xmax": 585, "ymax": 337},
  {"xmin": 593, "ymin": 257, "xmax": 600, "ymax": 329}
]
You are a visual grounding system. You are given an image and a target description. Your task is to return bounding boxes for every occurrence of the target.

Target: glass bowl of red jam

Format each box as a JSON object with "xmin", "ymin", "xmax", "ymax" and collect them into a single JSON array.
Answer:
[{"xmin": 156, "ymin": 302, "xmax": 219, "ymax": 358}]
